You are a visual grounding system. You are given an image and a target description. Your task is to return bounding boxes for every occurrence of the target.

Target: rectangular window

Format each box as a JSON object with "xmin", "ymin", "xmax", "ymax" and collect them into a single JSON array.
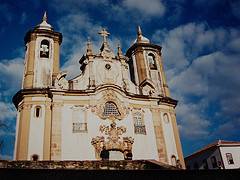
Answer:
[
  {"xmin": 72, "ymin": 107, "xmax": 88, "ymax": 133},
  {"xmin": 134, "ymin": 126, "xmax": 146, "ymax": 134},
  {"xmin": 73, "ymin": 122, "xmax": 87, "ymax": 133},
  {"xmin": 133, "ymin": 111, "xmax": 146, "ymax": 135},
  {"xmin": 226, "ymin": 153, "xmax": 234, "ymax": 164}
]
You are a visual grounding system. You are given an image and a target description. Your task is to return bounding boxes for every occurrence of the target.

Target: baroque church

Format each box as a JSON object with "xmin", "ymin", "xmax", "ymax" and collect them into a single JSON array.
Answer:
[{"xmin": 13, "ymin": 13, "xmax": 185, "ymax": 168}]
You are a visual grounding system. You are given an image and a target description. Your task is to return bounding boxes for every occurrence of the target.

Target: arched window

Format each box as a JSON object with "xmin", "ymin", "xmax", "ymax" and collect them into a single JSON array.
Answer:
[
  {"xmin": 133, "ymin": 111, "xmax": 146, "ymax": 135},
  {"xmin": 148, "ymin": 53, "xmax": 157, "ymax": 69},
  {"xmin": 31, "ymin": 154, "xmax": 39, "ymax": 161},
  {"xmin": 103, "ymin": 102, "xmax": 120, "ymax": 116},
  {"xmin": 171, "ymin": 155, "xmax": 177, "ymax": 166},
  {"xmin": 35, "ymin": 106, "xmax": 41, "ymax": 118},
  {"xmin": 40, "ymin": 39, "xmax": 50, "ymax": 58},
  {"xmin": 163, "ymin": 113, "xmax": 170, "ymax": 123}
]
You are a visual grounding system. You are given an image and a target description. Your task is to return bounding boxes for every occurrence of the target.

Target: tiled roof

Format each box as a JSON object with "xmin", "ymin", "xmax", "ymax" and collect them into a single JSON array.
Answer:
[{"xmin": 185, "ymin": 140, "xmax": 240, "ymax": 160}]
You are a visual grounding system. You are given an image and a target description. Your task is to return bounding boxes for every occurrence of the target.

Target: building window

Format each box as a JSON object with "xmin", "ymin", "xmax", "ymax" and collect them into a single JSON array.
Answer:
[
  {"xmin": 211, "ymin": 156, "xmax": 217, "ymax": 168},
  {"xmin": 40, "ymin": 39, "xmax": 50, "ymax": 58},
  {"xmin": 35, "ymin": 106, "xmax": 41, "ymax": 118},
  {"xmin": 31, "ymin": 154, "xmax": 39, "ymax": 161},
  {"xmin": 202, "ymin": 159, "xmax": 209, "ymax": 169},
  {"xmin": 148, "ymin": 53, "xmax": 157, "ymax": 69},
  {"xmin": 72, "ymin": 107, "xmax": 88, "ymax": 133},
  {"xmin": 163, "ymin": 113, "xmax": 170, "ymax": 123},
  {"xmin": 171, "ymin": 155, "xmax": 177, "ymax": 166},
  {"xmin": 133, "ymin": 111, "xmax": 146, "ymax": 135},
  {"xmin": 226, "ymin": 153, "xmax": 234, "ymax": 164},
  {"xmin": 73, "ymin": 122, "xmax": 87, "ymax": 133},
  {"xmin": 103, "ymin": 102, "xmax": 120, "ymax": 117}
]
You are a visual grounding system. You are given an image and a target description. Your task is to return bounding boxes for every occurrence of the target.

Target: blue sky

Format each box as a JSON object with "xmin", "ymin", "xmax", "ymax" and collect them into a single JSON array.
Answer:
[{"xmin": 0, "ymin": 0, "xmax": 240, "ymax": 160}]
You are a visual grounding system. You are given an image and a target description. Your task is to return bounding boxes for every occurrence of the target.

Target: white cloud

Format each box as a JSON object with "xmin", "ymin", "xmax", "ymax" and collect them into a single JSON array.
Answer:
[
  {"xmin": 153, "ymin": 23, "xmax": 240, "ymax": 140},
  {"xmin": 0, "ymin": 102, "xmax": 16, "ymax": 123},
  {"xmin": 176, "ymin": 101, "xmax": 210, "ymax": 139},
  {"xmin": 0, "ymin": 58, "xmax": 24, "ymax": 96},
  {"xmin": 0, "ymin": 57, "xmax": 22, "ymax": 130},
  {"xmin": 122, "ymin": 0, "xmax": 165, "ymax": 17}
]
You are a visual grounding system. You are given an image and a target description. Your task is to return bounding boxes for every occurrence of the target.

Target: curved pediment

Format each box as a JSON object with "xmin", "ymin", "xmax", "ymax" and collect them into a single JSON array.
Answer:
[{"xmin": 93, "ymin": 89, "xmax": 128, "ymax": 121}]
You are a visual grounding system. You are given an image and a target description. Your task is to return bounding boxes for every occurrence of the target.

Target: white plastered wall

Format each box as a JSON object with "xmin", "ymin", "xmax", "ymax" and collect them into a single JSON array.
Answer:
[
  {"xmin": 220, "ymin": 146, "xmax": 240, "ymax": 169},
  {"xmin": 161, "ymin": 112, "xmax": 178, "ymax": 164},
  {"xmin": 27, "ymin": 104, "xmax": 46, "ymax": 160},
  {"xmin": 60, "ymin": 91, "xmax": 159, "ymax": 161}
]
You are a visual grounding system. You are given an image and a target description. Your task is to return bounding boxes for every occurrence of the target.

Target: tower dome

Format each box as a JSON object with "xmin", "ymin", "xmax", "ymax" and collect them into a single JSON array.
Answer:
[
  {"xmin": 35, "ymin": 11, "xmax": 53, "ymax": 31},
  {"xmin": 134, "ymin": 26, "xmax": 150, "ymax": 44}
]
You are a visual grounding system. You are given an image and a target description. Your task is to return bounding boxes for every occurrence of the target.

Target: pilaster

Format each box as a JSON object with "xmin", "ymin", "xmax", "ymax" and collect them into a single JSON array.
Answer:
[
  {"xmin": 52, "ymin": 40, "xmax": 60, "ymax": 83},
  {"xmin": 23, "ymin": 37, "xmax": 36, "ymax": 89},
  {"xmin": 43, "ymin": 99, "xmax": 52, "ymax": 160},
  {"xmin": 170, "ymin": 112, "xmax": 186, "ymax": 169},
  {"xmin": 16, "ymin": 102, "xmax": 32, "ymax": 160},
  {"xmin": 151, "ymin": 108, "xmax": 168, "ymax": 163},
  {"xmin": 50, "ymin": 102, "xmax": 63, "ymax": 160}
]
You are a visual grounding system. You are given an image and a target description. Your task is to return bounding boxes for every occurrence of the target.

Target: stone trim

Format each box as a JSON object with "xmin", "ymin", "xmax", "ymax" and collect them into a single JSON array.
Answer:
[
  {"xmin": 15, "ymin": 102, "xmax": 32, "ymax": 160},
  {"xmin": 151, "ymin": 108, "xmax": 168, "ymax": 163},
  {"xmin": 170, "ymin": 113, "xmax": 186, "ymax": 169}
]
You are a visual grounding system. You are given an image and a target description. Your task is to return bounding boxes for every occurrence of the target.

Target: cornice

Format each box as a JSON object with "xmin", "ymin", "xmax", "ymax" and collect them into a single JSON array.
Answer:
[
  {"xmin": 24, "ymin": 29, "xmax": 62, "ymax": 44},
  {"xmin": 12, "ymin": 86, "xmax": 178, "ymax": 109},
  {"xmin": 126, "ymin": 42, "xmax": 162, "ymax": 57}
]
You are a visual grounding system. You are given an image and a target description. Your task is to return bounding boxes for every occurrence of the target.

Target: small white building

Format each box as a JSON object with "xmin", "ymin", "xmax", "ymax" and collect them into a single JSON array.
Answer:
[{"xmin": 185, "ymin": 140, "xmax": 240, "ymax": 169}]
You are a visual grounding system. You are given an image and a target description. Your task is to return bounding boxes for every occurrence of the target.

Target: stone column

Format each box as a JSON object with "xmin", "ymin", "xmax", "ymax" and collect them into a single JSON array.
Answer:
[
  {"xmin": 151, "ymin": 108, "xmax": 168, "ymax": 163},
  {"xmin": 50, "ymin": 102, "xmax": 63, "ymax": 160}
]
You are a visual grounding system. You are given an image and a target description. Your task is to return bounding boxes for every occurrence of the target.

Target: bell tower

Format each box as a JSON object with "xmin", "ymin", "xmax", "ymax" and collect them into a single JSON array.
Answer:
[
  {"xmin": 126, "ymin": 26, "xmax": 170, "ymax": 97},
  {"xmin": 23, "ymin": 12, "xmax": 62, "ymax": 89}
]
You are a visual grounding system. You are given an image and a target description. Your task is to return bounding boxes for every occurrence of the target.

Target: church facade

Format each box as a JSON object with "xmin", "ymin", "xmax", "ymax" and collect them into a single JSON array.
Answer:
[{"xmin": 13, "ymin": 13, "xmax": 185, "ymax": 168}]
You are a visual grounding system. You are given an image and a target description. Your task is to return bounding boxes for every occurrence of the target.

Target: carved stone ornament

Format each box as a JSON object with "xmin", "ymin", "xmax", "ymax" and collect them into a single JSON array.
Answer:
[
  {"xmin": 94, "ymin": 90, "xmax": 128, "ymax": 121},
  {"xmin": 100, "ymin": 47, "xmax": 115, "ymax": 60},
  {"xmin": 91, "ymin": 122, "xmax": 134, "ymax": 160},
  {"xmin": 54, "ymin": 71, "xmax": 69, "ymax": 90}
]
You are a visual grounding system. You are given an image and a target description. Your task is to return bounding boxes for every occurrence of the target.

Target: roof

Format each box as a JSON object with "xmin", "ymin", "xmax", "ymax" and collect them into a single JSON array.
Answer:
[{"xmin": 185, "ymin": 140, "xmax": 240, "ymax": 160}]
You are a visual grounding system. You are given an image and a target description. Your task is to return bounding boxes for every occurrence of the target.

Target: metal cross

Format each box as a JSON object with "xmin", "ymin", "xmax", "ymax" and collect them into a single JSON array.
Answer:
[{"xmin": 98, "ymin": 28, "xmax": 110, "ymax": 43}]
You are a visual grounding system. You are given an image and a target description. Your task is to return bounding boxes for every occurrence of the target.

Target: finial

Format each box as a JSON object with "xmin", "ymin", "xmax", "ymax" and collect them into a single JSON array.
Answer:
[
  {"xmin": 137, "ymin": 25, "xmax": 142, "ymax": 36},
  {"xmin": 117, "ymin": 41, "xmax": 123, "ymax": 58},
  {"xmin": 36, "ymin": 11, "xmax": 52, "ymax": 30},
  {"xmin": 86, "ymin": 37, "xmax": 93, "ymax": 56},
  {"xmin": 136, "ymin": 25, "xmax": 150, "ymax": 44},
  {"xmin": 43, "ymin": 11, "xmax": 47, "ymax": 22},
  {"xmin": 98, "ymin": 28, "xmax": 110, "ymax": 44}
]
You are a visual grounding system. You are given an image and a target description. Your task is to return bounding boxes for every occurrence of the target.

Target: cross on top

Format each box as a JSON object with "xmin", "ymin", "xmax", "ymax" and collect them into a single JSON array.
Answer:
[{"xmin": 98, "ymin": 28, "xmax": 110, "ymax": 43}]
